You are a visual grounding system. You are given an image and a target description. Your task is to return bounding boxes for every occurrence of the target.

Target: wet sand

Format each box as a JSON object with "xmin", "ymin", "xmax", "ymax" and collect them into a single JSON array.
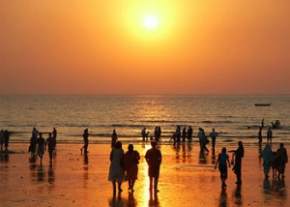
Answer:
[{"xmin": 0, "ymin": 143, "xmax": 289, "ymax": 207}]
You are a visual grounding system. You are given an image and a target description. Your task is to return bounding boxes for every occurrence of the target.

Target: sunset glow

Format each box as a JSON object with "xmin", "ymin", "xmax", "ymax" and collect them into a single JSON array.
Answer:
[{"xmin": 0, "ymin": 0, "xmax": 289, "ymax": 95}]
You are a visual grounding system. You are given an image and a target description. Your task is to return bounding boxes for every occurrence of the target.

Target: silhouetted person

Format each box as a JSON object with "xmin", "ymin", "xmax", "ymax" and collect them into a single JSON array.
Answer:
[
  {"xmin": 52, "ymin": 128, "xmax": 57, "ymax": 153},
  {"xmin": 108, "ymin": 141, "xmax": 124, "ymax": 196},
  {"xmin": 262, "ymin": 144, "xmax": 273, "ymax": 179},
  {"xmin": 145, "ymin": 141, "xmax": 162, "ymax": 192},
  {"xmin": 0, "ymin": 130, "xmax": 4, "ymax": 152},
  {"xmin": 47, "ymin": 133, "xmax": 54, "ymax": 163},
  {"xmin": 215, "ymin": 147, "xmax": 230, "ymax": 188},
  {"xmin": 261, "ymin": 118, "xmax": 264, "ymax": 129},
  {"xmin": 267, "ymin": 127, "xmax": 273, "ymax": 144},
  {"xmin": 82, "ymin": 128, "xmax": 89, "ymax": 154},
  {"xmin": 276, "ymin": 143, "xmax": 288, "ymax": 179},
  {"xmin": 124, "ymin": 144, "xmax": 140, "ymax": 192},
  {"xmin": 141, "ymin": 127, "xmax": 148, "ymax": 142},
  {"xmin": 258, "ymin": 127, "xmax": 263, "ymax": 145},
  {"xmin": 198, "ymin": 128, "xmax": 209, "ymax": 154},
  {"xmin": 29, "ymin": 128, "xmax": 38, "ymax": 158},
  {"xmin": 111, "ymin": 129, "xmax": 118, "ymax": 148},
  {"xmin": 209, "ymin": 128, "xmax": 218, "ymax": 149},
  {"xmin": 176, "ymin": 126, "xmax": 181, "ymax": 143},
  {"xmin": 4, "ymin": 130, "xmax": 10, "ymax": 152},
  {"xmin": 154, "ymin": 126, "xmax": 161, "ymax": 142},
  {"xmin": 232, "ymin": 141, "xmax": 244, "ymax": 185},
  {"xmin": 187, "ymin": 126, "xmax": 193, "ymax": 142},
  {"xmin": 182, "ymin": 127, "xmax": 187, "ymax": 142},
  {"xmin": 37, "ymin": 133, "xmax": 46, "ymax": 164}
]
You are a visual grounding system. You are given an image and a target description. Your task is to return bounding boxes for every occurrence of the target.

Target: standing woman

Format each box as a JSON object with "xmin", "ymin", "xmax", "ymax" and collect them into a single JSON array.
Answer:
[
  {"xmin": 262, "ymin": 144, "xmax": 273, "ymax": 179},
  {"xmin": 108, "ymin": 141, "xmax": 124, "ymax": 195},
  {"xmin": 124, "ymin": 144, "xmax": 140, "ymax": 192},
  {"xmin": 232, "ymin": 141, "xmax": 244, "ymax": 185},
  {"xmin": 82, "ymin": 128, "xmax": 89, "ymax": 154},
  {"xmin": 111, "ymin": 129, "xmax": 118, "ymax": 148},
  {"xmin": 215, "ymin": 147, "xmax": 231, "ymax": 188},
  {"xmin": 37, "ymin": 133, "xmax": 46, "ymax": 164},
  {"xmin": 47, "ymin": 133, "xmax": 54, "ymax": 163}
]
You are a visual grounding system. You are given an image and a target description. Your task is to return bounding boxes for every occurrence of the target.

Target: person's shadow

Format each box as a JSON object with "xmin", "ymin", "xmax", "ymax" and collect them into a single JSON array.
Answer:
[
  {"xmin": 233, "ymin": 184, "xmax": 242, "ymax": 206},
  {"xmin": 199, "ymin": 150, "xmax": 207, "ymax": 164},
  {"xmin": 149, "ymin": 190, "xmax": 159, "ymax": 207},
  {"xmin": 48, "ymin": 163, "xmax": 55, "ymax": 184},
  {"xmin": 219, "ymin": 188, "xmax": 228, "ymax": 207}
]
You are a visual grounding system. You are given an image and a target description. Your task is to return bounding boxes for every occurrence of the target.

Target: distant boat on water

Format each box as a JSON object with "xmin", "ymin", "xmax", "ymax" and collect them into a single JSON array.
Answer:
[{"xmin": 254, "ymin": 103, "xmax": 271, "ymax": 107}]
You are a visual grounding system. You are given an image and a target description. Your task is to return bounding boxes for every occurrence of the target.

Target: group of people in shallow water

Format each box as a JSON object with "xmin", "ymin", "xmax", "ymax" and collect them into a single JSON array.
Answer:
[
  {"xmin": 28, "ymin": 127, "xmax": 57, "ymax": 164},
  {"xmin": 0, "ymin": 129, "xmax": 11, "ymax": 152}
]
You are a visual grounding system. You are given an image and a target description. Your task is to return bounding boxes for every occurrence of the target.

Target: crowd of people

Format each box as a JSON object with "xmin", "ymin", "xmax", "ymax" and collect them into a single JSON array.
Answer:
[{"xmin": 0, "ymin": 120, "xmax": 288, "ymax": 195}]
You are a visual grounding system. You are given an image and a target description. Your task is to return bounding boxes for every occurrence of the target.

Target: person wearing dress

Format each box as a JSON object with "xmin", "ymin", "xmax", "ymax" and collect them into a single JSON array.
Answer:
[
  {"xmin": 124, "ymin": 144, "xmax": 140, "ymax": 192},
  {"xmin": 215, "ymin": 147, "xmax": 231, "ymax": 188},
  {"xmin": 262, "ymin": 144, "xmax": 273, "ymax": 179},
  {"xmin": 145, "ymin": 141, "xmax": 162, "ymax": 192},
  {"xmin": 37, "ymin": 133, "xmax": 46, "ymax": 164},
  {"xmin": 108, "ymin": 141, "xmax": 124, "ymax": 195}
]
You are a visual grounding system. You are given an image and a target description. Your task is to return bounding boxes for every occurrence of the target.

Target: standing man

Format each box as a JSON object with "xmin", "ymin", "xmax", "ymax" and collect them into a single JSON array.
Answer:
[
  {"xmin": 145, "ymin": 141, "xmax": 162, "ymax": 193},
  {"xmin": 209, "ymin": 128, "xmax": 218, "ymax": 150},
  {"xmin": 232, "ymin": 141, "xmax": 244, "ymax": 185}
]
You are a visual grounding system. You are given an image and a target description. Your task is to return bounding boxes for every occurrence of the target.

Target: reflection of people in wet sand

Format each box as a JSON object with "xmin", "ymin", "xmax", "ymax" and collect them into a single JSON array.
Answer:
[
  {"xmin": 108, "ymin": 141, "xmax": 124, "ymax": 195},
  {"xmin": 215, "ymin": 147, "xmax": 231, "ymax": 188},
  {"xmin": 124, "ymin": 144, "xmax": 140, "ymax": 192},
  {"xmin": 145, "ymin": 141, "xmax": 162, "ymax": 192}
]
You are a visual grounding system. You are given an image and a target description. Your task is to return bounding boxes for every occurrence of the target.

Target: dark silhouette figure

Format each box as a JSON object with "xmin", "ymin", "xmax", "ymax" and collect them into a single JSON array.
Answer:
[
  {"xmin": 187, "ymin": 126, "xmax": 193, "ymax": 142},
  {"xmin": 0, "ymin": 130, "xmax": 4, "ymax": 152},
  {"xmin": 175, "ymin": 126, "xmax": 181, "ymax": 143},
  {"xmin": 145, "ymin": 141, "xmax": 162, "ymax": 192},
  {"xmin": 154, "ymin": 126, "xmax": 162, "ymax": 142},
  {"xmin": 198, "ymin": 128, "xmax": 209, "ymax": 154},
  {"xmin": 215, "ymin": 147, "xmax": 231, "ymax": 188},
  {"xmin": 209, "ymin": 128, "xmax": 218, "ymax": 150},
  {"xmin": 267, "ymin": 127, "xmax": 273, "ymax": 144},
  {"xmin": 182, "ymin": 127, "xmax": 187, "ymax": 142},
  {"xmin": 52, "ymin": 128, "xmax": 57, "ymax": 154},
  {"xmin": 231, "ymin": 141, "xmax": 244, "ymax": 185},
  {"xmin": 108, "ymin": 141, "xmax": 124, "ymax": 196},
  {"xmin": 261, "ymin": 118, "xmax": 264, "ymax": 129},
  {"xmin": 37, "ymin": 133, "xmax": 46, "ymax": 164},
  {"xmin": 47, "ymin": 133, "xmax": 55, "ymax": 163},
  {"xmin": 262, "ymin": 144, "xmax": 272, "ymax": 179},
  {"xmin": 141, "ymin": 127, "xmax": 147, "ymax": 142},
  {"xmin": 29, "ymin": 128, "xmax": 38, "ymax": 159},
  {"xmin": 276, "ymin": 143, "xmax": 288, "ymax": 179},
  {"xmin": 82, "ymin": 128, "xmax": 89, "ymax": 154},
  {"xmin": 124, "ymin": 144, "xmax": 140, "ymax": 192},
  {"xmin": 4, "ymin": 130, "xmax": 10, "ymax": 152},
  {"xmin": 111, "ymin": 129, "xmax": 118, "ymax": 148},
  {"xmin": 258, "ymin": 127, "xmax": 263, "ymax": 145}
]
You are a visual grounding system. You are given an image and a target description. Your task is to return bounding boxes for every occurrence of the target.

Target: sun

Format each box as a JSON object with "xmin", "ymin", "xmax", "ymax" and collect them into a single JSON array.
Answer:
[{"xmin": 143, "ymin": 15, "xmax": 159, "ymax": 30}]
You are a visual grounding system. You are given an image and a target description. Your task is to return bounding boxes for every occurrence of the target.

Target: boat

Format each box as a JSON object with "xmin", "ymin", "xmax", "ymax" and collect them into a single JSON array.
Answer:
[{"xmin": 254, "ymin": 103, "xmax": 271, "ymax": 107}]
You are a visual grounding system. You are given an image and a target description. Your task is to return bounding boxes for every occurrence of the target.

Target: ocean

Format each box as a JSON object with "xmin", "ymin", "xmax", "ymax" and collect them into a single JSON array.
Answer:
[{"xmin": 0, "ymin": 95, "xmax": 289, "ymax": 143}]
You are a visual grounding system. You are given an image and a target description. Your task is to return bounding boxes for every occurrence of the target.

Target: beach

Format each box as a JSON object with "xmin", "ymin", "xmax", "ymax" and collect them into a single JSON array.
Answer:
[{"xmin": 0, "ymin": 143, "xmax": 289, "ymax": 207}]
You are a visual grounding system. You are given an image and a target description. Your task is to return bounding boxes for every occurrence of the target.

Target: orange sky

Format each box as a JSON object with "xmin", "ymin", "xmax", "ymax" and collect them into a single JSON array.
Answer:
[{"xmin": 0, "ymin": 0, "xmax": 290, "ymax": 95}]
